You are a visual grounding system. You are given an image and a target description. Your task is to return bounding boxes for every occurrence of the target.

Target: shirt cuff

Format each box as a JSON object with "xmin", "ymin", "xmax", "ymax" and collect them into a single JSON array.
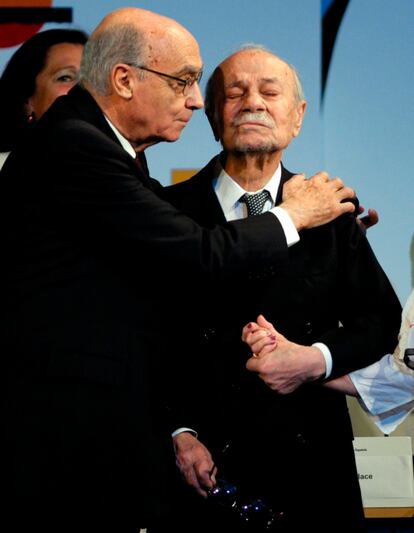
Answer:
[
  {"xmin": 350, "ymin": 354, "xmax": 414, "ymax": 433},
  {"xmin": 312, "ymin": 342, "xmax": 332, "ymax": 378},
  {"xmin": 171, "ymin": 427, "xmax": 198, "ymax": 438},
  {"xmin": 270, "ymin": 206, "xmax": 300, "ymax": 247},
  {"xmin": 350, "ymin": 354, "xmax": 408, "ymax": 413}
]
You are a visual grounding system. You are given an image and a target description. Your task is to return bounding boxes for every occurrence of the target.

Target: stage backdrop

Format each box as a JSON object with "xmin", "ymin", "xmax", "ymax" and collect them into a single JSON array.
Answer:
[{"xmin": 1, "ymin": 0, "xmax": 413, "ymax": 306}]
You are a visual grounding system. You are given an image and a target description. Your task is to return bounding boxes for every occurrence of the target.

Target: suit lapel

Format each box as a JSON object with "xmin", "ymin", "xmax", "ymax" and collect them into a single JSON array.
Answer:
[
  {"xmin": 67, "ymin": 85, "xmax": 156, "ymax": 192},
  {"xmin": 165, "ymin": 155, "xmax": 296, "ymax": 223},
  {"xmin": 185, "ymin": 156, "xmax": 227, "ymax": 225},
  {"xmin": 276, "ymin": 164, "xmax": 295, "ymax": 206},
  {"xmin": 202, "ymin": 167, "xmax": 227, "ymax": 225},
  {"xmin": 190, "ymin": 156, "xmax": 296, "ymax": 219}
]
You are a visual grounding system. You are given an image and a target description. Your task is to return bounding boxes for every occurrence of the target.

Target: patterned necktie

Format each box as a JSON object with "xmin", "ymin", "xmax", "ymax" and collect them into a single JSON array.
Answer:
[{"xmin": 239, "ymin": 190, "xmax": 271, "ymax": 216}]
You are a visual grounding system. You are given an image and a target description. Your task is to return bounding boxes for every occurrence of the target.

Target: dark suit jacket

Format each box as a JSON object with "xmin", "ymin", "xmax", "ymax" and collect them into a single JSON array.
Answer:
[
  {"xmin": 161, "ymin": 154, "xmax": 402, "ymax": 531},
  {"xmin": 0, "ymin": 88, "xmax": 296, "ymax": 530}
]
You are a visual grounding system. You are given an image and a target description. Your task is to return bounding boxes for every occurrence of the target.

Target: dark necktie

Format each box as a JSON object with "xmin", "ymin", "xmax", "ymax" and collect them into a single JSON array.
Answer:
[
  {"xmin": 135, "ymin": 154, "xmax": 144, "ymax": 173},
  {"xmin": 134, "ymin": 154, "xmax": 154, "ymax": 191},
  {"xmin": 239, "ymin": 190, "xmax": 271, "ymax": 216}
]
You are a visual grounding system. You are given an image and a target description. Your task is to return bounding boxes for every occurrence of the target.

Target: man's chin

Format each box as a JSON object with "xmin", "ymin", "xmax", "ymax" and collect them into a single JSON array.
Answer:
[
  {"xmin": 234, "ymin": 142, "xmax": 278, "ymax": 153},
  {"xmin": 165, "ymin": 133, "xmax": 182, "ymax": 143},
  {"xmin": 164, "ymin": 124, "xmax": 188, "ymax": 143},
  {"xmin": 231, "ymin": 133, "xmax": 278, "ymax": 153}
]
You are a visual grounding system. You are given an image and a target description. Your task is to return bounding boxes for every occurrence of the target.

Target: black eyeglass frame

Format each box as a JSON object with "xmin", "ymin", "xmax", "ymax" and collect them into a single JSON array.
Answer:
[{"xmin": 128, "ymin": 64, "xmax": 203, "ymax": 95}]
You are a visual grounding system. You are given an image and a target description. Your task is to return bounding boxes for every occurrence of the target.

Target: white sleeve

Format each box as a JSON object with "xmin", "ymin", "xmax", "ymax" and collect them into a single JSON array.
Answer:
[
  {"xmin": 312, "ymin": 342, "xmax": 332, "ymax": 378},
  {"xmin": 350, "ymin": 354, "xmax": 414, "ymax": 434},
  {"xmin": 171, "ymin": 427, "xmax": 198, "ymax": 438},
  {"xmin": 269, "ymin": 206, "xmax": 299, "ymax": 247}
]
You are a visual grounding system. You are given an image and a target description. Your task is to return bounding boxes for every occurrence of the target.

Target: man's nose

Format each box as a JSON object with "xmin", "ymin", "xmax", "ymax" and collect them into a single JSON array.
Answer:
[
  {"xmin": 186, "ymin": 81, "xmax": 204, "ymax": 110},
  {"xmin": 242, "ymin": 91, "xmax": 266, "ymax": 111}
]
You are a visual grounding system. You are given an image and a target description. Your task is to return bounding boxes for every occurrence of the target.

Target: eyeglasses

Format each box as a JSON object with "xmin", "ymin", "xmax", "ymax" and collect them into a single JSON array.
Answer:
[
  {"xmin": 207, "ymin": 444, "xmax": 285, "ymax": 532},
  {"xmin": 130, "ymin": 64, "xmax": 202, "ymax": 96},
  {"xmin": 404, "ymin": 348, "xmax": 414, "ymax": 370},
  {"xmin": 207, "ymin": 475, "xmax": 285, "ymax": 530}
]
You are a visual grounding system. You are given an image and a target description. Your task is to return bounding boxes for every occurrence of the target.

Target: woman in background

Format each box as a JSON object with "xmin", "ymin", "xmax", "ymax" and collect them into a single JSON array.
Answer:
[{"xmin": 0, "ymin": 28, "xmax": 87, "ymax": 168}]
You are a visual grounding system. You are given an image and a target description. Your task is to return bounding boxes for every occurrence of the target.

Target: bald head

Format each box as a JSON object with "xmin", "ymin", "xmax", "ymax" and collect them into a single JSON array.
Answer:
[
  {"xmin": 93, "ymin": 7, "xmax": 194, "ymax": 49},
  {"xmin": 93, "ymin": 7, "xmax": 158, "ymax": 31},
  {"xmin": 80, "ymin": 7, "xmax": 200, "ymax": 95},
  {"xmin": 221, "ymin": 47, "xmax": 304, "ymax": 101},
  {"xmin": 78, "ymin": 6, "xmax": 203, "ymax": 151}
]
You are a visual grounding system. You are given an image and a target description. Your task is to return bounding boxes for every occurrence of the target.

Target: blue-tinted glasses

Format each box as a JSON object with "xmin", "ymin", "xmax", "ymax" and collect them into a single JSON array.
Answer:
[{"xmin": 207, "ymin": 475, "xmax": 285, "ymax": 530}]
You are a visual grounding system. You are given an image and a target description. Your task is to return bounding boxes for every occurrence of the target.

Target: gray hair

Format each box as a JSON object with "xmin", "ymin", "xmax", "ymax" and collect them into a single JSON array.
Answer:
[
  {"xmin": 79, "ymin": 24, "xmax": 147, "ymax": 95},
  {"xmin": 205, "ymin": 44, "xmax": 305, "ymax": 136}
]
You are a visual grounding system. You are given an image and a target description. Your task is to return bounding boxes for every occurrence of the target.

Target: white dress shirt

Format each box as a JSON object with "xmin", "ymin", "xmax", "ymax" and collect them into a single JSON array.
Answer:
[
  {"xmin": 350, "ymin": 289, "xmax": 414, "ymax": 434},
  {"xmin": 213, "ymin": 164, "xmax": 299, "ymax": 246},
  {"xmin": 104, "ymin": 117, "xmax": 136, "ymax": 158}
]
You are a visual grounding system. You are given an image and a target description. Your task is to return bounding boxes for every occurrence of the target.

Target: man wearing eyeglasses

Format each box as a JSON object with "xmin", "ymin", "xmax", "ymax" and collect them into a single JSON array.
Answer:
[
  {"xmin": 0, "ymin": 7, "xmax": 358, "ymax": 533},
  {"xmin": 157, "ymin": 46, "xmax": 402, "ymax": 532}
]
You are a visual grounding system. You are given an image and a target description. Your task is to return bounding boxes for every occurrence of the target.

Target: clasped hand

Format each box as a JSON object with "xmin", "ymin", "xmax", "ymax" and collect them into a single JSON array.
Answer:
[{"xmin": 241, "ymin": 315, "xmax": 326, "ymax": 394}]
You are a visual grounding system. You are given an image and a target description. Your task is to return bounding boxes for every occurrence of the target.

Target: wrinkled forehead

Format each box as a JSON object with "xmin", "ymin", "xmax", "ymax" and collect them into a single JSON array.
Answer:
[
  {"xmin": 220, "ymin": 50, "xmax": 294, "ymax": 88},
  {"xmin": 146, "ymin": 25, "xmax": 203, "ymax": 73}
]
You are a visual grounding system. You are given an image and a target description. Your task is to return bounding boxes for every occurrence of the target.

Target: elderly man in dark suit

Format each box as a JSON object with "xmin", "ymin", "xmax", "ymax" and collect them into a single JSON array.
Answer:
[
  {"xmin": 159, "ymin": 46, "xmax": 402, "ymax": 532},
  {"xmin": 0, "ymin": 9, "xmax": 356, "ymax": 533}
]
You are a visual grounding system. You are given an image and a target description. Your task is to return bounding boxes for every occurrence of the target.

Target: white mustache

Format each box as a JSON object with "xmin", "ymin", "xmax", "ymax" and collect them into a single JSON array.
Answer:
[{"xmin": 233, "ymin": 113, "xmax": 275, "ymax": 128}]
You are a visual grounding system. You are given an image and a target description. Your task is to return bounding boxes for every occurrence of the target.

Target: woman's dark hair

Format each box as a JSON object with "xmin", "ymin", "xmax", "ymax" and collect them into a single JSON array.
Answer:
[{"xmin": 0, "ymin": 28, "xmax": 88, "ymax": 151}]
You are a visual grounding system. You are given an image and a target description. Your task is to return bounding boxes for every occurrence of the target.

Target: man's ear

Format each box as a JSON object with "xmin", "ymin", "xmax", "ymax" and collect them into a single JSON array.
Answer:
[
  {"xmin": 112, "ymin": 64, "xmax": 134, "ymax": 99},
  {"xmin": 292, "ymin": 100, "xmax": 307, "ymax": 138}
]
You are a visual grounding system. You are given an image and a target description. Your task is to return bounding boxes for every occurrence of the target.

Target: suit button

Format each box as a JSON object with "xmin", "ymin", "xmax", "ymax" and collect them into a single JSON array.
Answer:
[{"xmin": 305, "ymin": 321, "xmax": 313, "ymax": 335}]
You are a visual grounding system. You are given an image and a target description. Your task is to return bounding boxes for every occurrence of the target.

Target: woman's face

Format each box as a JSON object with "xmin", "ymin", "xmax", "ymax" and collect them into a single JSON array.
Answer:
[{"xmin": 26, "ymin": 42, "xmax": 83, "ymax": 119}]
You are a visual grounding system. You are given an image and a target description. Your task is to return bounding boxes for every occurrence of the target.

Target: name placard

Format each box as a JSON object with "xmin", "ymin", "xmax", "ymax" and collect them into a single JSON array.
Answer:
[{"xmin": 353, "ymin": 436, "xmax": 414, "ymax": 507}]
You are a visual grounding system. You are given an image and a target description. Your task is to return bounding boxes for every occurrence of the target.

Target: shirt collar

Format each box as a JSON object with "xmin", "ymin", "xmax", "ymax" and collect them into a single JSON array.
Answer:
[
  {"xmin": 104, "ymin": 116, "xmax": 136, "ymax": 159},
  {"xmin": 214, "ymin": 160, "xmax": 282, "ymax": 214}
]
